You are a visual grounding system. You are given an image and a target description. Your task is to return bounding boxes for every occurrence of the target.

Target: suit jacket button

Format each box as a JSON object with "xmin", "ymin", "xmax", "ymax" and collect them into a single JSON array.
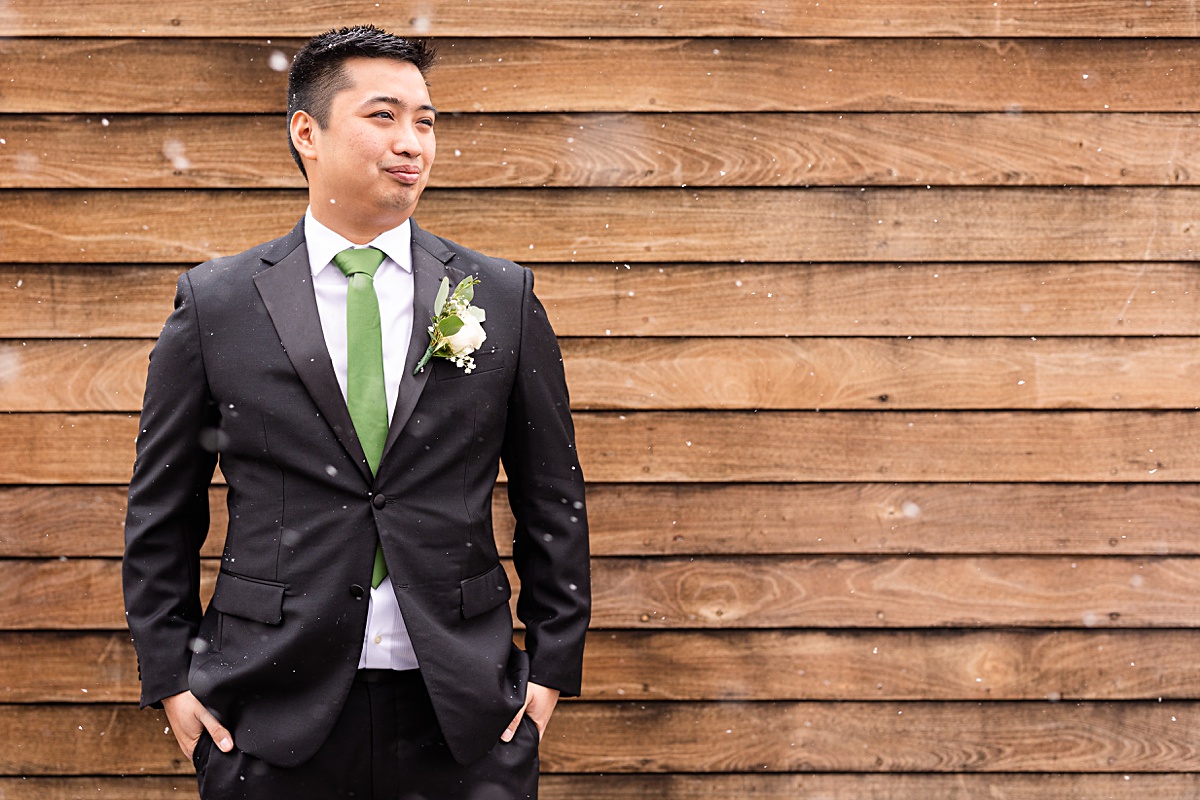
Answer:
[
  {"xmin": 349, "ymin": 584, "xmax": 365, "ymax": 599},
  {"xmin": 372, "ymin": 494, "xmax": 387, "ymax": 509}
]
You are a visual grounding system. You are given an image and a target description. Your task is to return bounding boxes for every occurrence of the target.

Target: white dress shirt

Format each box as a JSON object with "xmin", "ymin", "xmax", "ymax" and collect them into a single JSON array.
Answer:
[{"xmin": 305, "ymin": 208, "xmax": 419, "ymax": 671}]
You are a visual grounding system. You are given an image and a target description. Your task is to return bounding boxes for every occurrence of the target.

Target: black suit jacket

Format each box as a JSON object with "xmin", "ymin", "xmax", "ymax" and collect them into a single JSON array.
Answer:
[{"xmin": 122, "ymin": 220, "xmax": 590, "ymax": 767}]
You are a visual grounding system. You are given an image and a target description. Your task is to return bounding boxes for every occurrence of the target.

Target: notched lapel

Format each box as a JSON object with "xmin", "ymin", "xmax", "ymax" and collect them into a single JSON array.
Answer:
[
  {"xmin": 381, "ymin": 223, "xmax": 460, "ymax": 464},
  {"xmin": 253, "ymin": 234, "xmax": 373, "ymax": 483}
]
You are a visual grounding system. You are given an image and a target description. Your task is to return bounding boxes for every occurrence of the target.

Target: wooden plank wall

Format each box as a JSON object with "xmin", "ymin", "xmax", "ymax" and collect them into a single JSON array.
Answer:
[{"xmin": 2, "ymin": 2, "xmax": 1199, "ymax": 797}]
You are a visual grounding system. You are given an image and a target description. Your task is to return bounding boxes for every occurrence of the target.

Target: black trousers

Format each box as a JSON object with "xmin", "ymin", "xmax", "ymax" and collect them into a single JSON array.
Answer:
[{"xmin": 192, "ymin": 670, "xmax": 539, "ymax": 800}]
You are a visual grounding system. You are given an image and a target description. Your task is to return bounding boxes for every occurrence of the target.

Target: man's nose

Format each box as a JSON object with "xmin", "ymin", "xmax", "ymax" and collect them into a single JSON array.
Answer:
[{"xmin": 393, "ymin": 125, "xmax": 422, "ymax": 156}]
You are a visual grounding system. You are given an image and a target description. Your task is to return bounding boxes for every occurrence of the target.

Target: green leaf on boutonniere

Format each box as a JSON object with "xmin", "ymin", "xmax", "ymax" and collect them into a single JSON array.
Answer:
[
  {"xmin": 465, "ymin": 306, "xmax": 486, "ymax": 323},
  {"xmin": 454, "ymin": 275, "xmax": 475, "ymax": 303},
  {"xmin": 436, "ymin": 315, "xmax": 464, "ymax": 337},
  {"xmin": 433, "ymin": 277, "xmax": 450, "ymax": 316}
]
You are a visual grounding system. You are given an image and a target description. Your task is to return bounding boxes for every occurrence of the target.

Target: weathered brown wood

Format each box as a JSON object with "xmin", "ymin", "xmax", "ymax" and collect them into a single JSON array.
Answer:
[
  {"xmin": 1, "ymin": 410, "xmax": 1195, "ymax": 484},
  {"xmin": 588, "ymin": 555, "xmax": 1200, "ymax": 629},
  {"xmin": 5, "ymin": 0, "xmax": 1200, "ymax": 37},
  {"xmin": 7, "ymin": 337, "xmax": 1198, "ymax": 412},
  {"xmin": 2, "ymin": 774, "xmax": 1196, "ymax": 800},
  {"xmin": 6, "ymin": 262, "xmax": 1198, "ymax": 338},
  {"xmin": 0, "ymin": 632, "xmax": 139, "ymax": 702},
  {"xmin": 2, "ymin": 701, "xmax": 1197, "ymax": 774},
  {"xmin": 7, "ymin": 629, "xmax": 1200, "ymax": 703},
  {"xmin": 561, "ymin": 337, "xmax": 1200, "ymax": 411},
  {"xmin": 6, "ymin": 482, "xmax": 1200, "ymax": 558},
  {"xmin": 572, "ymin": 410, "xmax": 1199, "ymax": 483},
  {"xmin": 7, "ymin": 113, "xmax": 1200, "ymax": 189},
  {"xmin": 549, "ymin": 701, "xmax": 1200, "ymax": 772},
  {"xmin": 583, "ymin": 629, "xmax": 1200, "ymax": 701},
  {"xmin": 4, "ymin": 39, "xmax": 1199, "ymax": 114},
  {"xmin": 0, "ymin": 340, "xmax": 149, "ymax": 411},
  {"xmin": 7, "ymin": 187, "xmax": 1200, "ymax": 264},
  {"xmin": 544, "ymin": 773, "xmax": 1200, "ymax": 800},
  {"xmin": 4, "ymin": 555, "xmax": 1199, "ymax": 630},
  {"xmin": 0, "ymin": 265, "xmax": 181, "ymax": 337}
]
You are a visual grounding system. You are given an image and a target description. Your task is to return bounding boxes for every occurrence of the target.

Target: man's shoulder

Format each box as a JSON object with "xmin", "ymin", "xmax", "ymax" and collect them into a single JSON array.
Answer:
[
  {"xmin": 415, "ymin": 225, "xmax": 529, "ymax": 289},
  {"xmin": 184, "ymin": 223, "xmax": 304, "ymax": 290}
]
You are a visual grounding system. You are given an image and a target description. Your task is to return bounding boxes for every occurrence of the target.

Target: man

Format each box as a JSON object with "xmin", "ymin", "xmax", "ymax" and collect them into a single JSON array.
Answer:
[{"xmin": 122, "ymin": 25, "xmax": 590, "ymax": 799}]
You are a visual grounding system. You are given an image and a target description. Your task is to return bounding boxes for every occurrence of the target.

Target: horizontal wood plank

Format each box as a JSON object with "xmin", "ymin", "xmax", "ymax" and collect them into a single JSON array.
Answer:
[
  {"xmin": 6, "ymin": 187, "xmax": 1200, "ymax": 264},
  {"xmin": 6, "ymin": 337, "xmax": 1199, "ymax": 412},
  {"xmin": 6, "ymin": 629, "xmax": 1200, "ymax": 703},
  {"xmin": 589, "ymin": 555, "xmax": 1200, "ymax": 629},
  {"xmin": 574, "ymin": 410, "xmax": 1198, "ymax": 483},
  {"xmin": 584, "ymin": 629, "xmax": 1200, "ymax": 701},
  {"xmin": 7, "ymin": 113, "xmax": 1200, "ymax": 189},
  {"xmin": 5, "ymin": 0, "xmax": 1200, "ymax": 37},
  {"xmin": 563, "ymin": 337, "xmax": 1200, "ymax": 411},
  {"xmin": 0, "ymin": 410, "xmax": 1195, "ymax": 484},
  {"xmin": 551, "ymin": 701, "xmax": 1200, "ymax": 772},
  {"xmin": 1, "ymin": 701, "xmax": 1196, "ymax": 774},
  {"xmin": 5, "ymin": 262, "xmax": 1198, "ymax": 338},
  {"xmin": 6, "ymin": 482, "xmax": 1199, "ymax": 559},
  {"xmin": 3, "ymin": 555, "xmax": 1198, "ymax": 630},
  {"xmin": 0, "ymin": 340, "xmax": 149, "ymax": 411},
  {"xmin": 2, "ymin": 774, "xmax": 1194, "ymax": 800},
  {"xmin": 3, "ymin": 39, "xmax": 1199, "ymax": 114}
]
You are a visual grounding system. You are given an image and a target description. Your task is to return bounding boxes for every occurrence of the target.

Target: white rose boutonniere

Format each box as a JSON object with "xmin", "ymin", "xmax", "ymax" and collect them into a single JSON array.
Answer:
[{"xmin": 413, "ymin": 275, "xmax": 487, "ymax": 375}]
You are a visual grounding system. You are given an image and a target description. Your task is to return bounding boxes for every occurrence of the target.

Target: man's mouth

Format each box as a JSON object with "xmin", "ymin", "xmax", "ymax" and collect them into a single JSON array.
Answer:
[{"xmin": 385, "ymin": 165, "xmax": 421, "ymax": 184}]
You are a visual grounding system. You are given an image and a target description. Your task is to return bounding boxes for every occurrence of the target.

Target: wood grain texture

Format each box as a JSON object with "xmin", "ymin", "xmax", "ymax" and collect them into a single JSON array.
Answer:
[
  {"xmin": 6, "ymin": 482, "xmax": 1199, "ymax": 559},
  {"xmin": 587, "ymin": 555, "xmax": 1200, "ymax": 629},
  {"xmin": 537, "ymin": 262, "xmax": 1200, "ymax": 337},
  {"xmin": 6, "ymin": 262, "xmax": 1198, "ymax": 337},
  {"xmin": 6, "ymin": 336, "xmax": 1199, "ymax": 412},
  {"xmin": 3, "ymin": 38, "xmax": 1200, "ymax": 114},
  {"xmin": 1, "ymin": 702, "xmax": 1197, "ymax": 774},
  {"xmin": 7, "ymin": 187, "xmax": 1200, "ymax": 264},
  {"xmin": 561, "ymin": 337, "xmax": 1200, "ymax": 411},
  {"xmin": 0, "ymin": 340, "xmax": 150, "ymax": 412},
  {"xmin": 1, "ymin": 410, "xmax": 1195, "ymax": 484},
  {"xmin": 7, "ymin": 113, "xmax": 1200, "ymax": 189},
  {"xmin": 6, "ymin": 629, "xmax": 1199, "ymax": 703},
  {"xmin": 547, "ymin": 702, "xmax": 1200, "ymax": 772},
  {"xmin": 572, "ymin": 410, "xmax": 1198, "ymax": 483},
  {"xmin": 5, "ymin": 0, "xmax": 1200, "ymax": 37},
  {"xmin": 1, "ymin": 774, "xmax": 1196, "ymax": 800},
  {"xmin": 3, "ymin": 555, "xmax": 1198, "ymax": 630},
  {"xmin": 583, "ymin": 630, "xmax": 1200, "ymax": 701}
]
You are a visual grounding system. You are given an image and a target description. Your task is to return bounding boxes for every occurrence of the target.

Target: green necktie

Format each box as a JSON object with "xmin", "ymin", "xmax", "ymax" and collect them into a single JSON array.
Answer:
[{"xmin": 333, "ymin": 246, "xmax": 389, "ymax": 589}]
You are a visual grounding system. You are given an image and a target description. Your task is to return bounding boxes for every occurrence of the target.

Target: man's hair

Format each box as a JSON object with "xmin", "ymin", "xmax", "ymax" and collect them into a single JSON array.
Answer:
[{"xmin": 286, "ymin": 25, "xmax": 436, "ymax": 177}]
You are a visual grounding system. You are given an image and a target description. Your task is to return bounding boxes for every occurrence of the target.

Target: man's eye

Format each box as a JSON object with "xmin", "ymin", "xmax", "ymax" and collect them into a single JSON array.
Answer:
[
  {"xmin": 419, "ymin": 118, "xmax": 435, "ymax": 128},
  {"xmin": 373, "ymin": 111, "xmax": 394, "ymax": 120}
]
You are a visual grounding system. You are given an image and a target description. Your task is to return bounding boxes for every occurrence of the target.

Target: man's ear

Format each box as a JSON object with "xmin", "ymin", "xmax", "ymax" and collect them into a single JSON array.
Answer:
[{"xmin": 290, "ymin": 110, "xmax": 319, "ymax": 164}]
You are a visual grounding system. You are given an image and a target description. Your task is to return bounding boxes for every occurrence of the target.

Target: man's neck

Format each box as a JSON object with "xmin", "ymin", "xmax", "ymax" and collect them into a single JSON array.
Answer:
[{"xmin": 308, "ymin": 202, "xmax": 411, "ymax": 245}]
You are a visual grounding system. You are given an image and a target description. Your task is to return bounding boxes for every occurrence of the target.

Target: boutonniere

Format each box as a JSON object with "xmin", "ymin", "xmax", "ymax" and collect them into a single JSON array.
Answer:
[{"xmin": 413, "ymin": 275, "xmax": 487, "ymax": 375}]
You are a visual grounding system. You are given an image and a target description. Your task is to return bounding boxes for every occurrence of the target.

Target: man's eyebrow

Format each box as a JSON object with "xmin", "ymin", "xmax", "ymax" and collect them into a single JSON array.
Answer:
[{"xmin": 361, "ymin": 95, "xmax": 438, "ymax": 117}]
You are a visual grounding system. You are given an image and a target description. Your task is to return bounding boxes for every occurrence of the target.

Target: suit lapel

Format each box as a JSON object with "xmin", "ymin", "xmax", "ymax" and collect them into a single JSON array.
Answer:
[
  {"xmin": 380, "ymin": 221, "xmax": 460, "ymax": 464},
  {"xmin": 253, "ymin": 222, "xmax": 373, "ymax": 483}
]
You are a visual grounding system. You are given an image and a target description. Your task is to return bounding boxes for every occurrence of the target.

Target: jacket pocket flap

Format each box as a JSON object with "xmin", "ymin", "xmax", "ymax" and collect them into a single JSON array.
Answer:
[
  {"xmin": 210, "ymin": 572, "xmax": 286, "ymax": 625},
  {"xmin": 460, "ymin": 563, "xmax": 511, "ymax": 619}
]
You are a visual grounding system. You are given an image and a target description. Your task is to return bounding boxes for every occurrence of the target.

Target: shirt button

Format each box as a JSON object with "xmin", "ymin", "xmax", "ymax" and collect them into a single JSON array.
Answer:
[{"xmin": 373, "ymin": 634, "xmax": 383, "ymax": 644}]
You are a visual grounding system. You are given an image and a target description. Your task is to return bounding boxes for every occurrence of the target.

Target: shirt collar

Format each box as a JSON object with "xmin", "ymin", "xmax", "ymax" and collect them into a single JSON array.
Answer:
[{"xmin": 304, "ymin": 208, "xmax": 413, "ymax": 277}]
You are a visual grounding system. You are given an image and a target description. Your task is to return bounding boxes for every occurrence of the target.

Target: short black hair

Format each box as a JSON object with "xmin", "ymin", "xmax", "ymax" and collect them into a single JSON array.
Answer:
[{"xmin": 286, "ymin": 25, "xmax": 436, "ymax": 177}]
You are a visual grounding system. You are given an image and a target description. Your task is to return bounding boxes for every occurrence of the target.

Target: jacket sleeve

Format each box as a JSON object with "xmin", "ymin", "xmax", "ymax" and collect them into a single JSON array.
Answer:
[
  {"xmin": 500, "ymin": 267, "xmax": 591, "ymax": 697},
  {"xmin": 122, "ymin": 271, "xmax": 219, "ymax": 708}
]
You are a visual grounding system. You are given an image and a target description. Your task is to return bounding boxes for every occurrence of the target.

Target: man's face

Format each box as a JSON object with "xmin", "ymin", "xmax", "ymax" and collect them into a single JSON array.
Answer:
[{"xmin": 302, "ymin": 57, "xmax": 436, "ymax": 235}]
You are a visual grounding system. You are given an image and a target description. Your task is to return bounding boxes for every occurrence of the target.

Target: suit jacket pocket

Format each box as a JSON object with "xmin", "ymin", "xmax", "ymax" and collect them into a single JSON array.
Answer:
[
  {"xmin": 460, "ymin": 562, "xmax": 511, "ymax": 619},
  {"xmin": 210, "ymin": 571, "xmax": 286, "ymax": 625},
  {"xmin": 433, "ymin": 346, "xmax": 503, "ymax": 381}
]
